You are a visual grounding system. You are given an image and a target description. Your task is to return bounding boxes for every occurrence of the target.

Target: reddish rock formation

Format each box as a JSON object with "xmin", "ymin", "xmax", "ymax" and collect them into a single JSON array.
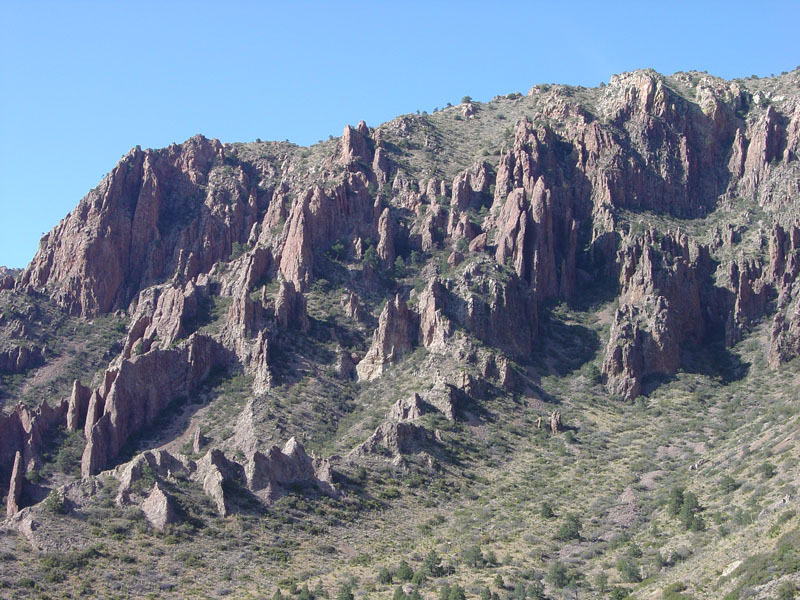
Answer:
[
  {"xmin": 278, "ymin": 176, "xmax": 374, "ymax": 291},
  {"xmin": 82, "ymin": 334, "xmax": 219, "ymax": 477},
  {"xmin": 0, "ymin": 399, "xmax": 69, "ymax": 473},
  {"xmin": 19, "ymin": 136, "xmax": 262, "ymax": 316},
  {"xmin": 192, "ymin": 428, "xmax": 205, "ymax": 455},
  {"xmin": 141, "ymin": 483, "xmax": 180, "ymax": 531},
  {"xmin": 390, "ymin": 394, "xmax": 428, "ymax": 421},
  {"xmin": 341, "ymin": 292, "xmax": 366, "ymax": 322},
  {"xmin": 66, "ymin": 380, "xmax": 92, "ymax": 431},
  {"xmin": 196, "ymin": 448, "xmax": 234, "ymax": 516},
  {"xmin": 376, "ymin": 208, "xmax": 395, "ymax": 266},
  {"xmin": 0, "ymin": 344, "xmax": 44, "ymax": 374},
  {"xmin": 550, "ymin": 411, "xmax": 562, "ymax": 435},
  {"xmin": 245, "ymin": 437, "xmax": 336, "ymax": 502},
  {"xmin": 350, "ymin": 421, "xmax": 432, "ymax": 458},
  {"xmin": 417, "ymin": 279, "xmax": 454, "ymax": 351},
  {"xmin": 357, "ymin": 295, "xmax": 417, "ymax": 381},
  {"xmin": 275, "ymin": 280, "xmax": 309, "ymax": 332},
  {"xmin": 6, "ymin": 451, "xmax": 23, "ymax": 516}
]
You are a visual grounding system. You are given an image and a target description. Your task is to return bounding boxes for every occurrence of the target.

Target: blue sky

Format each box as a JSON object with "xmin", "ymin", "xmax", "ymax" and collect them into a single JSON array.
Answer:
[{"xmin": 1, "ymin": 1, "xmax": 798, "ymax": 268}]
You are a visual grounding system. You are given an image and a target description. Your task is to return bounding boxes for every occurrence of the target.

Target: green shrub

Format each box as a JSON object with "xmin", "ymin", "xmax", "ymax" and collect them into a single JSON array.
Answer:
[
  {"xmin": 554, "ymin": 514, "xmax": 581, "ymax": 541},
  {"xmin": 43, "ymin": 490, "xmax": 67, "ymax": 515},
  {"xmin": 396, "ymin": 560, "xmax": 413, "ymax": 581},
  {"xmin": 377, "ymin": 567, "xmax": 392, "ymax": 585}
]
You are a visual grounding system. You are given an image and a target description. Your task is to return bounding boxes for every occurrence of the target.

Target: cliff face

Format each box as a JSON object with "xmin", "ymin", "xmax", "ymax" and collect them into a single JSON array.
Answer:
[{"xmin": 3, "ymin": 67, "xmax": 800, "ymax": 513}]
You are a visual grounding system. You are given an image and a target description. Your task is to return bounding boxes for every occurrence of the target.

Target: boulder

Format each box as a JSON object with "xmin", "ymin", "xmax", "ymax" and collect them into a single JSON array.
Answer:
[{"xmin": 141, "ymin": 483, "xmax": 180, "ymax": 531}]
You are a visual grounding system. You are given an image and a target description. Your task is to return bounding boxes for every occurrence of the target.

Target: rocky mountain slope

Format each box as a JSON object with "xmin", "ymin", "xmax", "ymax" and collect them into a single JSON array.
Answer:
[{"xmin": 1, "ymin": 68, "xmax": 800, "ymax": 599}]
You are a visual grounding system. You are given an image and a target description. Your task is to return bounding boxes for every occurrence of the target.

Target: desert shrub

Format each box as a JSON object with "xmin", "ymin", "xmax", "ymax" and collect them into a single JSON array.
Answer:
[
  {"xmin": 43, "ymin": 490, "xmax": 67, "ymax": 515},
  {"xmin": 554, "ymin": 514, "xmax": 581, "ymax": 541},
  {"xmin": 377, "ymin": 567, "xmax": 392, "ymax": 585},
  {"xmin": 616, "ymin": 557, "xmax": 641, "ymax": 583},
  {"xmin": 396, "ymin": 560, "xmax": 413, "ymax": 581}
]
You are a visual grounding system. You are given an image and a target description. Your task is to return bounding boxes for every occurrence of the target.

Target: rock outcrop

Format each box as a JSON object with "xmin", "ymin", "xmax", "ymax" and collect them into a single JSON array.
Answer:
[
  {"xmin": 390, "ymin": 394, "xmax": 429, "ymax": 421},
  {"xmin": 6, "ymin": 451, "xmax": 24, "ymax": 516},
  {"xmin": 245, "ymin": 437, "xmax": 336, "ymax": 502},
  {"xmin": 602, "ymin": 231, "xmax": 711, "ymax": 400},
  {"xmin": 350, "ymin": 421, "xmax": 432, "ymax": 458},
  {"xmin": 141, "ymin": 483, "xmax": 180, "ymax": 531},
  {"xmin": 82, "ymin": 334, "xmax": 220, "ymax": 476},
  {"xmin": 0, "ymin": 399, "xmax": 69, "ymax": 474},
  {"xmin": 275, "ymin": 280, "xmax": 309, "ymax": 331},
  {"xmin": 0, "ymin": 344, "xmax": 45, "ymax": 374},
  {"xmin": 18, "ymin": 136, "xmax": 257, "ymax": 316},
  {"xmin": 66, "ymin": 380, "xmax": 92, "ymax": 431},
  {"xmin": 357, "ymin": 295, "xmax": 417, "ymax": 381}
]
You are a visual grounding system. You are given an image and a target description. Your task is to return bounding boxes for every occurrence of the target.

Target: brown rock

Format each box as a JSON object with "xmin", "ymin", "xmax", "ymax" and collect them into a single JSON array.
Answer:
[
  {"xmin": 82, "ymin": 334, "xmax": 219, "ymax": 477},
  {"xmin": 447, "ymin": 251, "xmax": 464, "ymax": 267},
  {"xmin": 66, "ymin": 380, "xmax": 92, "ymax": 431},
  {"xmin": 192, "ymin": 428, "xmax": 205, "ymax": 454},
  {"xmin": 275, "ymin": 280, "xmax": 309, "ymax": 331},
  {"xmin": 417, "ymin": 279, "xmax": 454, "ymax": 351},
  {"xmin": 341, "ymin": 292, "xmax": 365, "ymax": 322},
  {"xmin": 6, "ymin": 451, "xmax": 24, "ymax": 516},
  {"xmin": 196, "ymin": 448, "xmax": 232, "ymax": 516},
  {"xmin": 376, "ymin": 208, "xmax": 395, "ymax": 266},
  {"xmin": 0, "ymin": 344, "xmax": 45, "ymax": 374},
  {"xmin": 141, "ymin": 483, "xmax": 180, "ymax": 531},
  {"xmin": 350, "ymin": 421, "xmax": 432, "ymax": 458},
  {"xmin": 333, "ymin": 348, "xmax": 356, "ymax": 379},
  {"xmin": 245, "ymin": 437, "xmax": 336, "ymax": 502},
  {"xmin": 19, "ymin": 136, "xmax": 258, "ymax": 316},
  {"xmin": 390, "ymin": 394, "xmax": 428, "ymax": 421},
  {"xmin": 356, "ymin": 295, "xmax": 416, "ymax": 381},
  {"xmin": 549, "ymin": 411, "xmax": 562, "ymax": 435},
  {"xmin": 468, "ymin": 233, "xmax": 487, "ymax": 253},
  {"xmin": 339, "ymin": 122, "xmax": 373, "ymax": 165}
]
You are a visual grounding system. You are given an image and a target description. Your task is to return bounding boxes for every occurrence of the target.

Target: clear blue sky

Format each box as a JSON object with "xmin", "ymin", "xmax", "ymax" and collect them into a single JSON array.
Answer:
[{"xmin": 1, "ymin": 1, "xmax": 798, "ymax": 268}]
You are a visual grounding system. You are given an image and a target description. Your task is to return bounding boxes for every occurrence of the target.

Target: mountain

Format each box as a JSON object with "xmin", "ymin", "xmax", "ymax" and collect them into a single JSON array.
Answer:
[{"xmin": 1, "ymin": 68, "xmax": 800, "ymax": 599}]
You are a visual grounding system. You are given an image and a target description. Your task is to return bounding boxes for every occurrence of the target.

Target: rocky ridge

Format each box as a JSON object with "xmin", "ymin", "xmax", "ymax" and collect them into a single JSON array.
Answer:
[{"xmin": 1, "ymin": 68, "xmax": 800, "ymax": 599}]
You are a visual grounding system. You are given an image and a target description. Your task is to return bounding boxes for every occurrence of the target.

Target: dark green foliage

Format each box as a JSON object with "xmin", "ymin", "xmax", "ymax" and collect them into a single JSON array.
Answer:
[
  {"xmin": 439, "ymin": 583, "xmax": 451, "ymax": 600},
  {"xmin": 327, "ymin": 240, "xmax": 346, "ymax": 261},
  {"xmin": 668, "ymin": 487, "xmax": 684, "ymax": 516},
  {"xmin": 462, "ymin": 544, "xmax": 485, "ymax": 568},
  {"xmin": 422, "ymin": 549, "xmax": 444, "ymax": 577},
  {"xmin": 539, "ymin": 502, "xmax": 554, "ymax": 518},
  {"xmin": 662, "ymin": 581, "xmax": 692, "ymax": 599},
  {"xmin": 393, "ymin": 586, "xmax": 408, "ymax": 600},
  {"xmin": 448, "ymin": 584, "xmax": 466, "ymax": 600},
  {"xmin": 298, "ymin": 584, "xmax": 313, "ymax": 600},
  {"xmin": 493, "ymin": 573, "xmax": 505, "ymax": 589},
  {"xmin": 554, "ymin": 513, "xmax": 581, "ymax": 541},
  {"xmin": 667, "ymin": 487, "xmax": 704, "ymax": 530},
  {"xmin": 777, "ymin": 580, "xmax": 797, "ymax": 600},
  {"xmin": 511, "ymin": 581, "xmax": 526, "ymax": 600},
  {"xmin": 361, "ymin": 246, "xmax": 380, "ymax": 271},
  {"xmin": 43, "ymin": 490, "xmax": 67, "ymax": 515},
  {"xmin": 616, "ymin": 557, "xmax": 641, "ymax": 583},
  {"xmin": 394, "ymin": 256, "xmax": 406, "ymax": 278},
  {"xmin": 526, "ymin": 580, "xmax": 545, "ymax": 600},
  {"xmin": 336, "ymin": 584, "xmax": 354, "ymax": 600},
  {"xmin": 719, "ymin": 475, "xmax": 739, "ymax": 493},
  {"xmin": 396, "ymin": 560, "xmax": 413, "ymax": 581},
  {"xmin": 760, "ymin": 462, "xmax": 778, "ymax": 479},
  {"xmin": 546, "ymin": 561, "xmax": 570, "ymax": 587},
  {"xmin": 377, "ymin": 567, "xmax": 393, "ymax": 585},
  {"xmin": 594, "ymin": 571, "xmax": 608, "ymax": 592}
]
